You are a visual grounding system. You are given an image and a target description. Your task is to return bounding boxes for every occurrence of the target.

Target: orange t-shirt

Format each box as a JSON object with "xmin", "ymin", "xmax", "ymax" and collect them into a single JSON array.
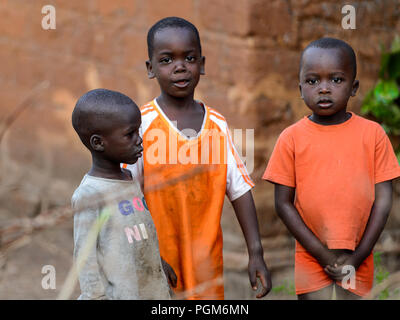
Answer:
[
  {"xmin": 125, "ymin": 99, "xmax": 254, "ymax": 299},
  {"xmin": 263, "ymin": 112, "xmax": 400, "ymax": 252}
]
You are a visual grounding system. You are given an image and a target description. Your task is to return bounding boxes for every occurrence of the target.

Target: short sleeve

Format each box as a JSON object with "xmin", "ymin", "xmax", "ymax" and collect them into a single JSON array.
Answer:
[
  {"xmin": 262, "ymin": 130, "xmax": 296, "ymax": 187},
  {"xmin": 225, "ymin": 125, "xmax": 254, "ymax": 201},
  {"xmin": 374, "ymin": 127, "xmax": 400, "ymax": 184}
]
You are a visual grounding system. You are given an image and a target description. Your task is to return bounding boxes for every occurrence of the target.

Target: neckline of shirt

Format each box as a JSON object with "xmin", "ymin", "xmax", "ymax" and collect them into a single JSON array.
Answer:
[
  {"xmin": 153, "ymin": 98, "xmax": 208, "ymax": 141},
  {"xmin": 302, "ymin": 111, "xmax": 356, "ymax": 131},
  {"xmin": 85, "ymin": 174, "xmax": 136, "ymax": 184}
]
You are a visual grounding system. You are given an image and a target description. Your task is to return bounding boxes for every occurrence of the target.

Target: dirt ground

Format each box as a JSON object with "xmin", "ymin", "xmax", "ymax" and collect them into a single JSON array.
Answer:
[
  {"xmin": 0, "ymin": 204, "xmax": 295, "ymax": 300},
  {"xmin": 0, "ymin": 181, "xmax": 398, "ymax": 300}
]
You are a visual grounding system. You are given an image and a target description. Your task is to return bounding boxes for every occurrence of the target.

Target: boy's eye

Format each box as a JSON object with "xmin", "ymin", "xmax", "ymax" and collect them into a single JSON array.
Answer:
[
  {"xmin": 160, "ymin": 57, "xmax": 172, "ymax": 64},
  {"xmin": 332, "ymin": 77, "xmax": 343, "ymax": 83},
  {"xmin": 306, "ymin": 79, "xmax": 318, "ymax": 85},
  {"xmin": 186, "ymin": 56, "xmax": 195, "ymax": 62}
]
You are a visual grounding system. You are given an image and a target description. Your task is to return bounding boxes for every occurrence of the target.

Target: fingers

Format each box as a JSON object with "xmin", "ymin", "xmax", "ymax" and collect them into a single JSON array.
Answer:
[
  {"xmin": 249, "ymin": 267, "xmax": 272, "ymax": 299},
  {"xmin": 335, "ymin": 255, "xmax": 347, "ymax": 266},
  {"xmin": 249, "ymin": 268, "xmax": 257, "ymax": 291},
  {"xmin": 255, "ymin": 272, "xmax": 272, "ymax": 299},
  {"xmin": 324, "ymin": 265, "xmax": 345, "ymax": 281}
]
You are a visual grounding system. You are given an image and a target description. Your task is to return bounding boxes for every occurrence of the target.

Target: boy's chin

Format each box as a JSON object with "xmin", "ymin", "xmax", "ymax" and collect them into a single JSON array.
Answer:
[
  {"xmin": 125, "ymin": 157, "xmax": 140, "ymax": 165},
  {"xmin": 165, "ymin": 87, "xmax": 195, "ymax": 99}
]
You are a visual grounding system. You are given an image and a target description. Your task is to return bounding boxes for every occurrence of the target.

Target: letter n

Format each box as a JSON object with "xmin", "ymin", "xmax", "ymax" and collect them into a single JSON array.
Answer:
[{"xmin": 125, "ymin": 226, "xmax": 141, "ymax": 243}]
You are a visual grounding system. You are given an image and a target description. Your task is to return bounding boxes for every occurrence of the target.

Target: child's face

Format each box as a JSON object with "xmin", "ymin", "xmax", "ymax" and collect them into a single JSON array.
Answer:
[
  {"xmin": 146, "ymin": 27, "xmax": 205, "ymax": 99},
  {"xmin": 299, "ymin": 47, "xmax": 359, "ymax": 117},
  {"xmin": 101, "ymin": 106, "xmax": 143, "ymax": 165}
]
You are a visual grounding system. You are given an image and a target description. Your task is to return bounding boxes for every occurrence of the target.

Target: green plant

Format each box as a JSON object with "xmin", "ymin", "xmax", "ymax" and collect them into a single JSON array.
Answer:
[
  {"xmin": 374, "ymin": 251, "xmax": 390, "ymax": 300},
  {"xmin": 361, "ymin": 35, "xmax": 400, "ymax": 163},
  {"xmin": 271, "ymin": 280, "xmax": 296, "ymax": 296}
]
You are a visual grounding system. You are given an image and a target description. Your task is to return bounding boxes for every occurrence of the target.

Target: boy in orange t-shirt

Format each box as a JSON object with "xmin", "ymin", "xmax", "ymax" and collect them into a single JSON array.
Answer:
[
  {"xmin": 263, "ymin": 38, "xmax": 400, "ymax": 299},
  {"xmin": 125, "ymin": 17, "xmax": 271, "ymax": 299}
]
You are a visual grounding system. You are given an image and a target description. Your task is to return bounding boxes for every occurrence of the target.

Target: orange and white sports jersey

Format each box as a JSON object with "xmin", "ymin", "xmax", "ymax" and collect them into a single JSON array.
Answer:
[{"xmin": 124, "ymin": 99, "xmax": 254, "ymax": 299}]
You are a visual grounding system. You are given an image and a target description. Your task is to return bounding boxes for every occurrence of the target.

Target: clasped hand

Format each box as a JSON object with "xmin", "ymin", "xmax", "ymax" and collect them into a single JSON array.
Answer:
[{"xmin": 322, "ymin": 249, "xmax": 363, "ymax": 282}]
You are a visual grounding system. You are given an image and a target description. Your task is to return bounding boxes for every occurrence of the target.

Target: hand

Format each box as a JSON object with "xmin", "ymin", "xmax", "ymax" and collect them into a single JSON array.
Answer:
[
  {"xmin": 161, "ymin": 258, "xmax": 177, "ymax": 288},
  {"xmin": 315, "ymin": 247, "xmax": 340, "ymax": 269},
  {"xmin": 248, "ymin": 254, "xmax": 272, "ymax": 298},
  {"xmin": 324, "ymin": 250, "xmax": 362, "ymax": 282}
]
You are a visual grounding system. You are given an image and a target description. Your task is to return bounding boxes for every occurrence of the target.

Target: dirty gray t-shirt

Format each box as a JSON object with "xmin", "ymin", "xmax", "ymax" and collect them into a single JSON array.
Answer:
[{"xmin": 72, "ymin": 174, "xmax": 170, "ymax": 300}]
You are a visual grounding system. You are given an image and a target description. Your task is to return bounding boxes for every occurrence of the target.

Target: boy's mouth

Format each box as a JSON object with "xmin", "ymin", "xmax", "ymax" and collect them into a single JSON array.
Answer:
[
  {"xmin": 134, "ymin": 146, "xmax": 143, "ymax": 158},
  {"xmin": 317, "ymin": 98, "xmax": 333, "ymax": 108},
  {"xmin": 173, "ymin": 79, "xmax": 190, "ymax": 88}
]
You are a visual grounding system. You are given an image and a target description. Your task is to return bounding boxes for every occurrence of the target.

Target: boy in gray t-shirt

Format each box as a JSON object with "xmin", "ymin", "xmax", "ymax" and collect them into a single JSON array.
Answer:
[{"xmin": 71, "ymin": 88, "xmax": 174, "ymax": 299}]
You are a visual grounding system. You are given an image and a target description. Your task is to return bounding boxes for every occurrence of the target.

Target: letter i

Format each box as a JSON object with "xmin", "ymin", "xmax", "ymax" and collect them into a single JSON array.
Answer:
[{"xmin": 139, "ymin": 223, "xmax": 148, "ymax": 239}]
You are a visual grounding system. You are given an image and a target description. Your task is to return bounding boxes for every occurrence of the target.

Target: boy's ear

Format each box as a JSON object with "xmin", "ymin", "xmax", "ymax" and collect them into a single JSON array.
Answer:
[
  {"xmin": 351, "ymin": 79, "xmax": 359, "ymax": 97},
  {"xmin": 90, "ymin": 134, "xmax": 105, "ymax": 152},
  {"xmin": 200, "ymin": 56, "xmax": 205, "ymax": 75},
  {"xmin": 299, "ymin": 83, "xmax": 304, "ymax": 99},
  {"xmin": 146, "ymin": 60, "xmax": 155, "ymax": 79}
]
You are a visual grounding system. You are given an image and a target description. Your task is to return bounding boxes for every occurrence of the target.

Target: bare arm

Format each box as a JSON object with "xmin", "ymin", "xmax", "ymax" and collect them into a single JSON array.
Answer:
[
  {"xmin": 274, "ymin": 183, "xmax": 337, "ymax": 268},
  {"xmin": 353, "ymin": 180, "xmax": 392, "ymax": 262},
  {"xmin": 325, "ymin": 180, "xmax": 393, "ymax": 278},
  {"xmin": 231, "ymin": 190, "xmax": 272, "ymax": 298}
]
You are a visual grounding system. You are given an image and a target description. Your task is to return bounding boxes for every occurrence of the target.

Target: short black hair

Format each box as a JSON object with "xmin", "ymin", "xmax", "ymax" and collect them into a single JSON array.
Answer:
[
  {"xmin": 300, "ymin": 37, "xmax": 357, "ymax": 79},
  {"xmin": 72, "ymin": 88, "xmax": 138, "ymax": 149},
  {"xmin": 147, "ymin": 16, "xmax": 202, "ymax": 59}
]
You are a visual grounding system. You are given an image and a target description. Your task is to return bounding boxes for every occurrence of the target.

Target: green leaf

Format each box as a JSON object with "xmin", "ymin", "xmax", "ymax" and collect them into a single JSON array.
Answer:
[
  {"xmin": 378, "ymin": 289, "xmax": 389, "ymax": 300},
  {"xmin": 374, "ymin": 79, "xmax": 399, "ymax": 102},
  {"xmin": 374, "ymin": 251, "xmax": 382, "ymax": 266},
  {"xmin": 379, "ymin": 52, "xmax": 391, "ymax": 78}
]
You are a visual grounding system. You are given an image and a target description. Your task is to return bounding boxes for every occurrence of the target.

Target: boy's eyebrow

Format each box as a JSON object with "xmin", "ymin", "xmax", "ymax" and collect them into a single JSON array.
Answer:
[
  {"xmin": 303, "ymin": 71, "xmax": 347, "ymax": 77},
  {"xmin": 157, "ymin": 48, "xmax": 197, "ymax": 56},
  {"xmin": 158, "ymin": 50, "xmax": 173, "ymax": 55}
]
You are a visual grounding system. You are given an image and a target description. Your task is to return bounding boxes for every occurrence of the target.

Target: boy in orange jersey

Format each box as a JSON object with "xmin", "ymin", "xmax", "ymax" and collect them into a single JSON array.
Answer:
[
  {"xmin": 263, "ymin": 38, "xmax": 400, "ymax": 299},
  {"xmin": 124, "ymin": 17, "xmax": 271, "ymax": 299}
]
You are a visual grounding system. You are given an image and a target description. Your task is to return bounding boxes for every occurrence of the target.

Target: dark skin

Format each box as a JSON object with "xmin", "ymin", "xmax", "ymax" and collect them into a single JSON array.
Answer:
[
  {"xmin": 273, "ymin": 47, "xmax": 393, "ymax": 299},
  {"xmin": 146, "ymin": 27, "xmax": 271, "ymax": 298},
  {"xmin": 275, "ymin": 182, "xmax": 392, "ymax": 300},
  {"xmin": 88, "ymin": 104, "xmax": 143, "ymax": 180},
  {"xmin": 87, "ymin": 104, "xmax": 177, "ymax": 288},
  {"xmin": 146, "ymin": 27, "xmax": 206, "ymax": 136}
]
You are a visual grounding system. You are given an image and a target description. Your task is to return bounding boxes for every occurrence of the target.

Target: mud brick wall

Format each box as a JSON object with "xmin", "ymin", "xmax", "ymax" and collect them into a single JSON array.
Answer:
[{"xmin": 0, "ymin": 0, "xmax": 399, "ymax": 298}]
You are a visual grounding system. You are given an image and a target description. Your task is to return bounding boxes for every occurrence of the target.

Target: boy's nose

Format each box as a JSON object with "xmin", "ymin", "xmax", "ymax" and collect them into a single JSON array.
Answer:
[
  {"xmin": 318, "ymin": 81, "xmax": 331, "ymax": 94},
  {"xmin": 173, "ymin": 60, "xmax": 187, "ymax": 73}
]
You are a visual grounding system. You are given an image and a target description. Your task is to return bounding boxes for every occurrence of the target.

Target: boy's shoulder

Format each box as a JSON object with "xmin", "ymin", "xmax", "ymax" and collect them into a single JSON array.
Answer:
[
  {"xmin": 72, "ymin": 175, "xmax": 101, "ymax": 211},
  {"xmin": 206, "ymin": 104, "xmax": 225, "ymax": 118},
  {"xmin": 207, "ymin": 105, "xmax": 229, "ymax": 130},
  {"xmin": 71, "ymin": 175, "xmax": 117, "ymax": 210},
  {"xmin": 276, "ymin": 117, "xmax": 308, "ymax": 141},
  {"xmin": 140, "ymin": 100, "xmax": 157, "ymax": 113},
  {"xmin": 347, "ymin": 113, "xmax": 387, "ymax": 142},
  {"xmin": 352, "ymin": 113, "xmax": 385, "ymax": 131}
]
